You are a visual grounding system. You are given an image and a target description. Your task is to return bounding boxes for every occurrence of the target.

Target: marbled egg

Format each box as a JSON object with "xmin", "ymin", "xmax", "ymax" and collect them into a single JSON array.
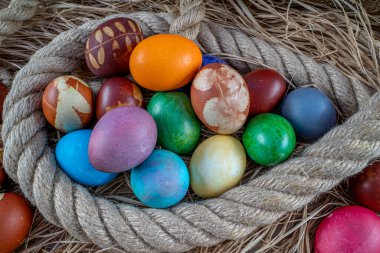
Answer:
[
  {"xmin": 191, "ymin": 63, "xmax": 250, "ymax": 134},
  {"xmin": 130, "ymin": 34, "xmax": 202, "ymax": 91},
  {"xmin": 131, "ymin": 149, "xmax": 189, "ymax": 208},
  {"xmin": 89, "ymin": 106, "xmax": 157, "ymax": 173},
  {"xmin": 0, "ymin": 82, "xmax": 9, "ymax": 123},
  {"xmin": 147, "ymin": 92, "xmax": 201, "ymax": 154},
  {"xmin": 42, "ymin": 76, "xmax": 93, "ymax": 133},
  {"xmin": 350, "ymin": 162, "xmax": 380, "ymax": 213},
  {"xmin": 244, "ymin": 68, "xmax": 287, "ymax": 116},
  {"xmin": 56, "ymin": 130, "xmax": 118, "ymax": 186},
  {"xmin": 189, "ymin": 135, "xmax": 246, "ymax": 198},
  {"xmin": 85, "ymin": 17, "xmax": 143, "ymax": 77},
  {"xmin": 0, "ymin": 193, "xmax": 33, "ymax": 253},
  {"xmin": 280, "ymin": 87, "xmax": 337, "ymax": 142},
  {"xmin": 243, "ymin": 113, "xmax": 296, "ymax": 166},
  {"xmin": 96, "ymin": 77, "xmax": 143, "ymax": 119},
  {"xmin": 201, "ymin": 54, "xmax": 227, "ymax": 68}
]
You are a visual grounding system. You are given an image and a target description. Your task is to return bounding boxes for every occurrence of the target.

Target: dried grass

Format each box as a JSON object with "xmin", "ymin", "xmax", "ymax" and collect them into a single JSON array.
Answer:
[{"xmin": 0, "ymin": 0, "xmax": 379, "ymax": 252}]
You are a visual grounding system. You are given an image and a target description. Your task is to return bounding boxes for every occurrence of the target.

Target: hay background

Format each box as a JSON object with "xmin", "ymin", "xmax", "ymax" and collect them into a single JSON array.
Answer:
[{"xmin": 0, "ymin": 0, "xmax": 379, "ymax": 252}]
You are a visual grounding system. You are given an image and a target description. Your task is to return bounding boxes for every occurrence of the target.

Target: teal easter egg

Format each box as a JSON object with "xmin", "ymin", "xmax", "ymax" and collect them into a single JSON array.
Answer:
[
  {"xmin": 242, "ymin": 113, "xmax": 296, "ymax": 166},
  {"xmin": 147, "ymin": 92, "xmax": 201, "ymax": 154},
  {"xmin": 56, "ymin": 129, "xmax": 118, "ymax": 186},
  {"xmin": 131, "ymin": 149, "xmax": 190, "ymax": 208}
]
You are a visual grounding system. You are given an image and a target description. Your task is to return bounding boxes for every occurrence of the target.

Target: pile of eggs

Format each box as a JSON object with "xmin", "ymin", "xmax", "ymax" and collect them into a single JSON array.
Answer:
[{"xmin": 40, "ymin": 17, "xmax": 338, "ymax": 209}]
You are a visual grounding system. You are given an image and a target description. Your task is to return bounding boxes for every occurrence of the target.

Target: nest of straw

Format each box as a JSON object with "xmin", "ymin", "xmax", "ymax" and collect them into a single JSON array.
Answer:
[{"xmin": 0, "ymin": 0, "xmax": 379, "ymax": 252}]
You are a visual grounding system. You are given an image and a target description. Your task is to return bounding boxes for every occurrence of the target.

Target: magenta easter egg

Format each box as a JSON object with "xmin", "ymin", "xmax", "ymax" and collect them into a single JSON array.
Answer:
[
  {"xmin": 314, "ymin": 205, "xmax": 380, "ymax": 253},
  {"xmin": 89, "ymin": 106, "xmax": 157, "ymax": 173}
]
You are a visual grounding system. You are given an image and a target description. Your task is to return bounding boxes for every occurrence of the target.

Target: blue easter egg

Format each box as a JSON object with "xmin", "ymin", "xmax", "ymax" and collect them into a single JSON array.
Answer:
[
  {"xmin": 201, "ymin": 54, "xmax": 227, "ymax": 68},
  {"xmin": 131, "ymin": 149, "xmax": 189, "ymax": 208},
  {"xmin": 280, "ymin": 87, "xmax": 337, "ymax": 142},
  {"xmin": 56, "ymin": 129, "xmax": 118, "ymax": 186}
]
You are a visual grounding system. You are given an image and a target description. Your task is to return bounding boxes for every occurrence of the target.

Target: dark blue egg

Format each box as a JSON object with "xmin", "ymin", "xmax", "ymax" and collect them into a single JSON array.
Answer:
[
  {"xmin": 131, "ymin": 149, "xmax": 189, "ymax": 208},
  {"xmin": 201, "ymin": 54, "xmax": 227, "ymax": 68},
  {"xmin": 280, "ymin": 87, "xmax": 337, "ymax": 142},
  {"xmin": 56, "ymin": 129, "xmax": 118, "ymax": 186}
]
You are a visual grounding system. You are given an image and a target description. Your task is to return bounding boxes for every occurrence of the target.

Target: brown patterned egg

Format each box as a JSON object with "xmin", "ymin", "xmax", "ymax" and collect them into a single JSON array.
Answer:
[
  {"xmin": 0, "ymin": 82, "xmax": 8, "ymax": 123},
  {"xmin": 42, "ymin": 76, "xmax": 94, "ymax": 133},
  {"xmin": 85, "ymin": 17, "xmax": 143, "ymax": 77},
  {"xmin": 190, "ymin": 63, "xmax": 250, "ymax": 134}
]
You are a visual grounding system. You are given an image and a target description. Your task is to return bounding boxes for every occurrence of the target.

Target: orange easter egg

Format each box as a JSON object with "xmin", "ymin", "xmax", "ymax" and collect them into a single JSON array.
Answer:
[{"xmin": 130, "ymin": 34, "xmax": 202, "ymax": 91}]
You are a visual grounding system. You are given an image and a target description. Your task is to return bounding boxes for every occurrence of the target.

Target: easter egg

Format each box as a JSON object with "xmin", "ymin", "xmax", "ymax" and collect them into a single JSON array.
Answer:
[
  {"xmin": 0, "ymin": 167, "xmax": 6, "ymax": 186},
  {"xmin": 280, "ymin": 87, "xmax": 337, "ymax": 142},
  {"xmin": 314, "ymin": 205, "xmax": 380, "ymax": 253},
  {"xmin": 201, "ymin": 54, "xmax": 227, "ymax": 68},
  {"xmin": 131, "ymin": 149, "xmax": 189, "ymax": 208},
  {"xmin": 96, "ymin": 77, "xmax": 143, "ymax": 119},
  {"xmin": 130, "ymin": 34, "xmax": 202, "ymax": 91},
  {"xmin": 147, "ymin": 92, "xmax": 201, "ymax": 154},
  {"xmin": 85, "ymin": 17, "xmax": 143, "ymax": 77},
  {"xmin": 191, "ymin": 63, "xmax": 250, "ymax": 134},
  {"xmin": 350, "ymin": 162, "xmax": 380, "ymax": 213},
  {"xmin": 89, "ymin": 106, "xmax": 157, "ymax": 173},
  {"xmin": 0, "ymin": 82, "xmax": 9, "ymax": 123},
  {"xmin": 56, "ymin": 130, "xmax": 118, "ymax": 186},
  {"xmin": 42, "ymin": 76, "xmax": 93, "ymax": 133},
  {"xmin": 189, "ymin": 135, "xmax": 246, "ymax": 198},
  {"xmin": 0, "ymin": 193, "xmax": 33, "ymax": 253},
  {"xmin": 243, "ymin": 113, "xmax": 296, "ymax": 166},
  {"xmin": 244, "ymin": 69, "xmax": 287, "ymax": 116}
]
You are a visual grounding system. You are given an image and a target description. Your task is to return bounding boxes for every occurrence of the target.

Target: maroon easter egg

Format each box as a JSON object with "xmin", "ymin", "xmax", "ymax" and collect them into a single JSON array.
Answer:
[
  {"xmin": 0, "ymin": 82, "xmax": 8, "ymax": 123},
  {"xmin": 0, "ymin": 167, "xmax": 6, "ymax": 186},
  {"xmin": 96, "ymin": 77, "xmax": 143, "ymax": 119},
  {"xmin": 244, "ymin": 69, "xmax": 286, "ymax": 116},
  {"xmin": 0, "ymin": 193, "xmax": 33, "ymax": 253},
  {"xmin": 89, "ymin": 106, "xmax": 157, "ymax": 173},
  {"xmin": 350, "ymin": 162, "xmax": 380, "ymax": 213},
  {"xmin": 85, "ymin": 18, "xmax": 143, "ymax": 77},
  {"xmin": 191, "ymin": 63, "xmax": 249, "ymax": 134}
]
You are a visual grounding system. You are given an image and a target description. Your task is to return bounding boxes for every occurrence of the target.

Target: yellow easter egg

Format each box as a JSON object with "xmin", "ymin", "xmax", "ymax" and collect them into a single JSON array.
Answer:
[{"xmin": 189, "ymin": 135, "xmax": 246, "ymax": 198}]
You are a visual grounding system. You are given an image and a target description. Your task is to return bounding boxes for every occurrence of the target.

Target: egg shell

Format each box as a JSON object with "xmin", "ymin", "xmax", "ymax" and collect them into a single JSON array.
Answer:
[
  {"xmin": 280, "ymin": 87, "xmax": 337, "ymax": 142},
  {"xmin": 0, "ymin": 193, "xmax": 33, "ymax": 253},
  {"xmin": 189, "ymin": 135, "xmax": 246, "ymax": 198},
  {"xmin": 244, "ymin": 68, "xmax": 287, "ymax": 116},
  {"xmin": 130, "ymin": 34, "xmax": 202, "ymax": 91},
  {"xmin": 42, "ymin": 76, "xmax": 94, "ymax": 133},
  {"xmin": 89, "ymin": 106, "xmax": 157, "ymax": 173},
  {"xmin": 96, "ymin": 77, "xmax": 143, "ymax": 119},
  {"xmin": 314, "ymin": 205, "xmax": 380, "ymax": 253},
  {"xmin": 0, "ymin": 167, "xmax": 6, "ymax": 186},
  {"xmin": 242, "ymin": 113, "xmax": 296, "ymax": 166},
  {"xmin": 201, "ymin": 54, "xmax": 227, "ymax": 68},
  {"xmin": 85, "ymin": 17, "xmax": 143, "ymax": 77},
  {"xmin": 191, "ymin": 63, "xmax": 250, "ymax": 134},
  {"xmin": 147, "ymin": 92, "xmax": 201, "ymax": 154},
  {"xmin": 56, "ymin": 130, "xmax": 118, "ymax": 186},
  {"xmin": 131, "ymin": 149, "xmax": 189, "ymax": 208},
  {"xmin": 0, "ymin": 82, "xmax": 9, "ymax": 123},
  {"xmin": 350, "ymin": 162, "xmax": 380, "ymax": 213}
]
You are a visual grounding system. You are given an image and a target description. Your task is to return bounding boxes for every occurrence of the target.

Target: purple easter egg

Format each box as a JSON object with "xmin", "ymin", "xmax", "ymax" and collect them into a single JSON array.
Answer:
[{"xmin": 89, "ymin": 106, "xmax": 157, "ymax": 172}]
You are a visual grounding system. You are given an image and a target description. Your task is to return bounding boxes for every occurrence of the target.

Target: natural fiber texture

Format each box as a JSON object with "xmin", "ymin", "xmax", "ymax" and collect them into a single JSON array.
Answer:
[{"xmin": 2, "ymin": 0, "xmax": 380, "ymax": 251}]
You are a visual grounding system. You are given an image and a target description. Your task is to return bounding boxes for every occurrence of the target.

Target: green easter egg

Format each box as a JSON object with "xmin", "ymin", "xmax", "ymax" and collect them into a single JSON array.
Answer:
[
  {"xmin": 147, "ymin": 92, "xmax": 201, "ymax": 154},
  {"xmin": 242, "ymin": 113, "xmax": 296, "ymax": 166}
]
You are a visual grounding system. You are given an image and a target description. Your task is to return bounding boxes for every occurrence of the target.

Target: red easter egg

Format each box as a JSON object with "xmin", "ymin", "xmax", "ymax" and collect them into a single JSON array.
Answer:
[
  {"xmin": 96, "ymin": 77, "xmax": 143, "ymax": 119},
  {"xmin": 314, "ymin": 205, "xmax": 380, "ymax": 253},
  {"xmin": 85, "ymin": 17, "xmax": 143, "ymax": 77},
  {"xmin": 244, "ymin": 69, "xmax": 286, "ymax": 116},
  {"xmin": 42, "ymin": 76, "xmax": 94, "ymax": 133},
  {"xmin": 0, "ymin": 193, "xmax": 33, "ymax": 253},
  {"xmin": 350, "ymin": 162, "xmax": 380, "ymax": 212},
  {"xmin": 0, "ymin": 82, "xmax": 8, "ymax": 123},
  {"xmin": 191, "ymin": 63, "xmax": 250, "ymax": 134}
]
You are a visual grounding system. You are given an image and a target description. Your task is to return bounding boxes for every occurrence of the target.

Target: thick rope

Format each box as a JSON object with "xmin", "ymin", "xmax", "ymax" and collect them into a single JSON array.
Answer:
[{"xmin": 2, "ymin": 8, "xmax": 380, "ymax": 253}]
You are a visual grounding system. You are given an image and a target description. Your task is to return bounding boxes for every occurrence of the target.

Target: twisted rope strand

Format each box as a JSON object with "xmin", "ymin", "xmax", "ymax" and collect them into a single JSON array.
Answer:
[{"xmin": 3, "ymin": 10, "xmax": 380, "ymax": 252}]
